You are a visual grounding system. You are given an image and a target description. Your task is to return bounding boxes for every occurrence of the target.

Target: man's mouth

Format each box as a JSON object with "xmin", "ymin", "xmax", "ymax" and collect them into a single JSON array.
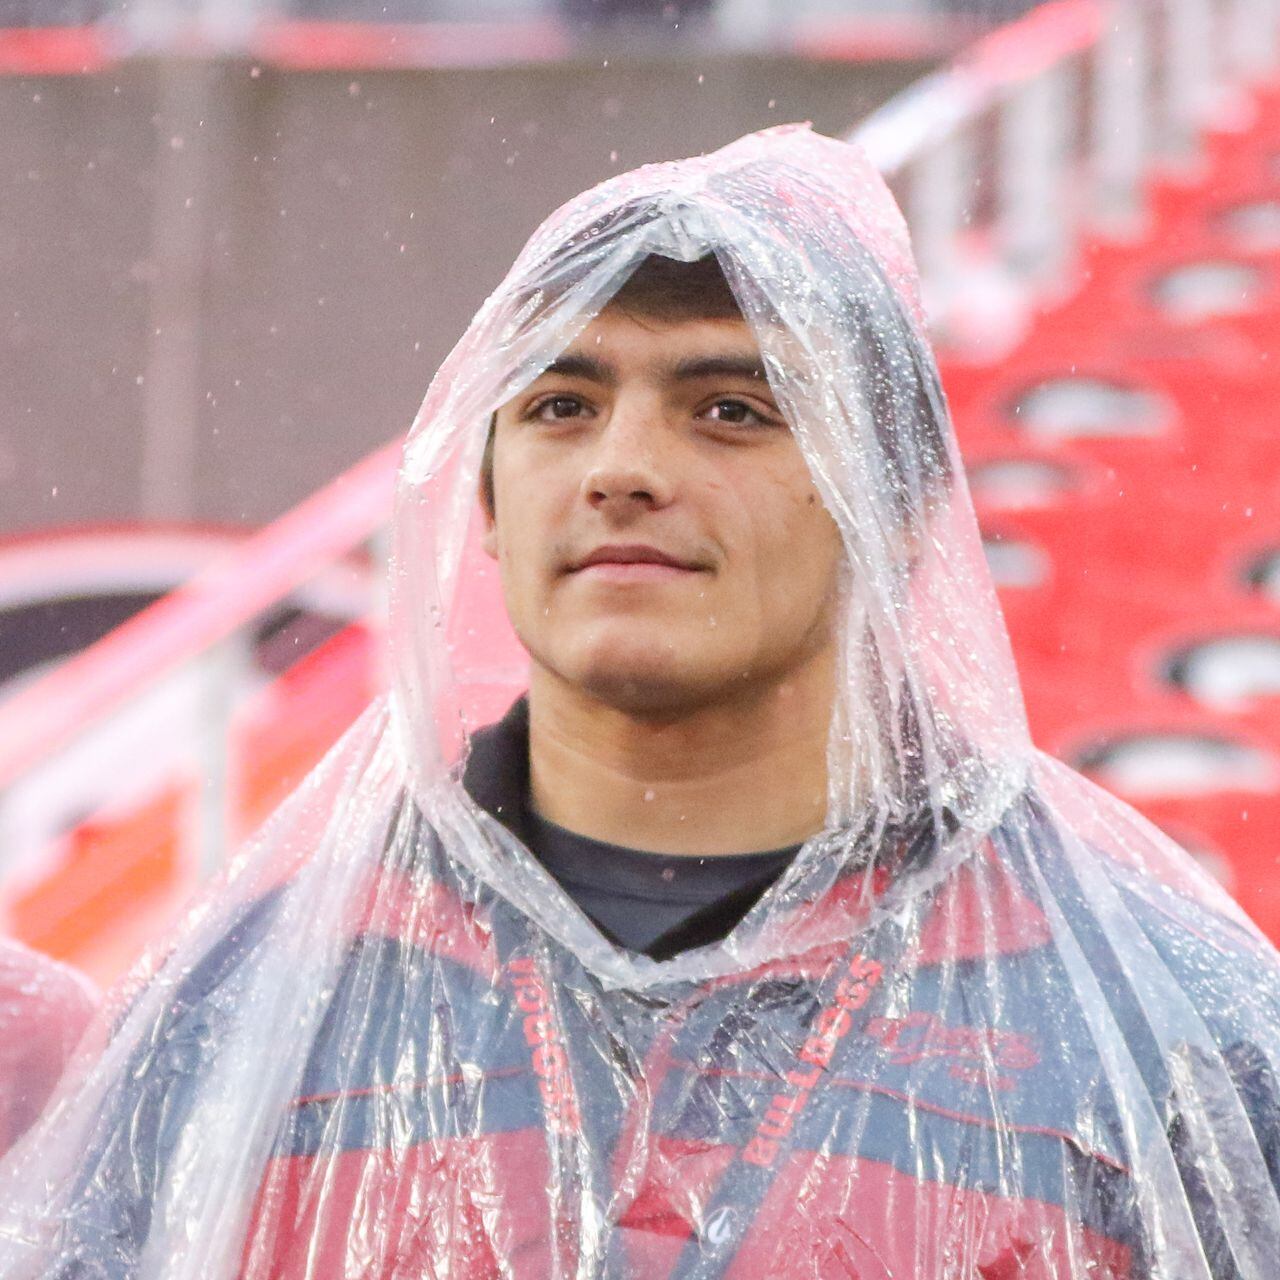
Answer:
[{"xmin": 569, "ymin": 544, "xmax": 704, "ymax": 581}]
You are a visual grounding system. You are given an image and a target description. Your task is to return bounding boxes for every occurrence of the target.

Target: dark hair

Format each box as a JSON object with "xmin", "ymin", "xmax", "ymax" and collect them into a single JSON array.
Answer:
[
  {"xmin": 607, "ymin": 252, "xmax": 744, "ymax": 323},
  {"xmin": 479, "ymin": 251, "xmax": 951, "ymax": 516}
]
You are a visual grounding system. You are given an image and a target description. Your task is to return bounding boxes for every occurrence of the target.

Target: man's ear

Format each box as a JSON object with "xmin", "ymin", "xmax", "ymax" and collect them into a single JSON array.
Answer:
[
  {"xmin": 480, "ymin": 489, "xmax": 498, "ymax": 560},
  {"xmin": 479, "ymin": 412, "xmax": 499, "ymax": 560}
]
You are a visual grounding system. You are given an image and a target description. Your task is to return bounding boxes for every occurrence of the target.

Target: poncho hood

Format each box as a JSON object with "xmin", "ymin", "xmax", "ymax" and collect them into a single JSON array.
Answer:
[{"xmin": 385, "ymin": 123, "xmax": 1029, "ymax": 984}]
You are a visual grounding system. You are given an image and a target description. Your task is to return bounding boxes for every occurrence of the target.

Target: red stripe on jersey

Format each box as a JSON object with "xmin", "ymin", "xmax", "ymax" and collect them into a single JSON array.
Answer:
[
  {"xmin": 342, "ymin": 868, "xmax": 502, "ymax": 983},
  {"xmin": 911, "ymin": 839, "xmax": 1053, "ymax": 967},
  {"xmin": 239, "ymin": 1131, "xmax": 556, "ymax": 1280},
  {"xmin": 609, "ymin": 1138, "xmax": 1133, "ymax": 1279}
]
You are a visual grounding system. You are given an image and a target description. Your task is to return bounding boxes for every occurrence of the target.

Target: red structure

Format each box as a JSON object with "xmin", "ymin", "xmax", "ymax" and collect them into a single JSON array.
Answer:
[{"xmin": 947, "ymin": 88, "xmax": 1280, "ymax": 936}]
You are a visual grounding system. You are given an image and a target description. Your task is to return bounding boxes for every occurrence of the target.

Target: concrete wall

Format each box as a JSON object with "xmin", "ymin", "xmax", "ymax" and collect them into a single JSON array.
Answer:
[{"xmin": 0, "ymin": 51, "xmax": 932, "ymax": 534}]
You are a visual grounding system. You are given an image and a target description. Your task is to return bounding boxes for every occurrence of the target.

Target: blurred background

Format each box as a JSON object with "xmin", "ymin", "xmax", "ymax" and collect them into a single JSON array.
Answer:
[{"xmin": 0, "ymin": 0, "xmax": 1278, "ymax": 1000}]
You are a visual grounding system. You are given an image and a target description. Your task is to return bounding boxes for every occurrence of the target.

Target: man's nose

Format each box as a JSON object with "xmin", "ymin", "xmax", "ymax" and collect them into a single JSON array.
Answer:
[{"xmin": 580, "ymin": 401, "xmax": 675, "ymax": 514}]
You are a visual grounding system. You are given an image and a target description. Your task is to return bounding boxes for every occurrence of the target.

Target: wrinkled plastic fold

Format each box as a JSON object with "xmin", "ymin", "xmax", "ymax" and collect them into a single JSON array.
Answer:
[
  {"xmin": 0, "ymin": 940, "xmax": 95, "ymax": 1158},
  {"xmin": 1, "ymin": 125, "xmax": 1278, "ymax": 1279}
]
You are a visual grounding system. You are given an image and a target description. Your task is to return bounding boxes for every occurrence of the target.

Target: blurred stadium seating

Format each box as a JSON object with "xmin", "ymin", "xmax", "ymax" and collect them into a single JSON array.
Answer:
[{"xmin": 951, "ymin": 97, "xmax": 1280, "ymax": 933}]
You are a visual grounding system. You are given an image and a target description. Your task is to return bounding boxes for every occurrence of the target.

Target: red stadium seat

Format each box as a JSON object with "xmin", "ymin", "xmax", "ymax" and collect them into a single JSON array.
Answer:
[{"xmin": 942, "ymin": 89, "xmax": 1280, "ymax": 939}]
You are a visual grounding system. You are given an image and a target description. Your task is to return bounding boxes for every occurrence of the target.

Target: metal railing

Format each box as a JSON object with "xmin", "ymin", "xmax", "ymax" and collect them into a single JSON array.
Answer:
[
  {"xmin": 855, "ymin": 0, "xmax": 1280, "ymax": 346},
  {"xmin": 0, "ymin": 0, "xmax": 1273, "ymax": 946},
  {"xmin": 0, "ymin": 445, "xmax": 397, "ymax": 897}
]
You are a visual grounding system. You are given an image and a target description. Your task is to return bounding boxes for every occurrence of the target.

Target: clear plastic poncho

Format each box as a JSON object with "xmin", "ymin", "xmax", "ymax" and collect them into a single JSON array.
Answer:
[
  {"xmin": 2, "ymin": 125, "xmax": 1279, "ymax": 1280},
  {"xmin": 0, "ymin": 940, "xmax": 95, "ymax": 1157}
]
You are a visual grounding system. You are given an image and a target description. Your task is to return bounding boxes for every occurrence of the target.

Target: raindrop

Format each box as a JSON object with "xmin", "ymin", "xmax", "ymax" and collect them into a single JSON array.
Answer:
[{"xmin": 643, "ymin": 789, "xmax": 656, "ymax": 802}]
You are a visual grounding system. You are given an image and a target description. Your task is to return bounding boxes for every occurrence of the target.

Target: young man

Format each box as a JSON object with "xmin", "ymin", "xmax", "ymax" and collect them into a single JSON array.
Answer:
[
  {"xmin": 4, "ymin": 127, "xmax": 1279, "ymax": 1279},
  {"xmin": 468, "ymin": 251, "xmax": 843, "ymax": 958}
]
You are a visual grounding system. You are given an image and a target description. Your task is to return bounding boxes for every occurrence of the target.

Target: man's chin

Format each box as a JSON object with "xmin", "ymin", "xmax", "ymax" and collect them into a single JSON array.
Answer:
[
  {"xmin": 564, "ymin": 652, "xmax": 750, "ymax": 720},
  {"xmin": 578, "ymin": 676, "xmax": 705, "ymax": 719},
  {"xmin": 523, "ymin": 620, "xmax": 756, "ymax": 717}
]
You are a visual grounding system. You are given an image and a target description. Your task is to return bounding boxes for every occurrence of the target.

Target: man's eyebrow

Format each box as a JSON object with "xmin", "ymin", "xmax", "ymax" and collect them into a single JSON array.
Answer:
[
  {"xmin": 669, "ymin": 354, "xmax": 770, "ymax": 383},
  {"xmin": 535, "ymin": 352, "xmax": 771, "ymax": 386},
  {"xmin": 539, "ymin": 353, "xmax": 616, "ymax": 384}
]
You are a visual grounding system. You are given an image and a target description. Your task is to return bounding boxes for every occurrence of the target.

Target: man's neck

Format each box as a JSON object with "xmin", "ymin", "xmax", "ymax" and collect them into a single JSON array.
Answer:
[{"xmin": 526, "ymin": 654, "xmax": 834, "ymax": 856}]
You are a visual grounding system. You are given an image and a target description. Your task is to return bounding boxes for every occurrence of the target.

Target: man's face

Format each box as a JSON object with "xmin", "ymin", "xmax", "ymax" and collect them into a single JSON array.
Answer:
[{"xmin": 484, "ymin": 306, "xmax": 843, "ymax": 716}]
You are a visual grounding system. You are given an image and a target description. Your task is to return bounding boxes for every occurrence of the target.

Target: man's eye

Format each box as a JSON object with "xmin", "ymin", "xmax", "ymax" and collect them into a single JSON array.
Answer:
[
  {"xmin": 703, "ymin": 399, "xmax": 769, "ymax": 426},
  {"xmin": 531, "ymin": 395, "xmax": 587, "ymax": 422}
]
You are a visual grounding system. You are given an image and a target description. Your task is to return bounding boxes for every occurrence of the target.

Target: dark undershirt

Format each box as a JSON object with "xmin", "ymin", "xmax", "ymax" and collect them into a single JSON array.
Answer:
[
  {"xmin": 525, "ymin": 808, "xmax": 800, "ymax": 959},
  {"xmin": 461, "ymin": 698, "xmax": 802, "ymax": 960}
]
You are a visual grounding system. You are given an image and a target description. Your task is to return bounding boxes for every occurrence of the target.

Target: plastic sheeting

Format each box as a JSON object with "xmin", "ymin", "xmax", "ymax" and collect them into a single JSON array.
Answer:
[
  {"xmin": 0, "ymin": 939, "xmax": 94, "ymax": 1157},
  {"xmin": 1, "ymin": 125, "xmax": 1279, "ymax": 1278}
]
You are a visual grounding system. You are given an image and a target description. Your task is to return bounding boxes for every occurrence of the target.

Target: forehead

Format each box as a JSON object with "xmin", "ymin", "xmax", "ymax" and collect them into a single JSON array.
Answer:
[{"xmin": 544, "ymin": 308, "xmax": 768, "ymax": 382}]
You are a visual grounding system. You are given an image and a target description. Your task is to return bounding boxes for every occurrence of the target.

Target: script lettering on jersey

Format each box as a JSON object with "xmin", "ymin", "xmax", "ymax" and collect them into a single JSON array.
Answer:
[
  {"xmin": 865, "ymin": 1011, "xmax": 1039, "ymax": 1090},
  {"xmin": 742, "ymin": 952, "xmax": 883, "ymax": 1168},
  {"xmin": 507, "ymin": 956, "xmax": 581, "ymax": 1134}
]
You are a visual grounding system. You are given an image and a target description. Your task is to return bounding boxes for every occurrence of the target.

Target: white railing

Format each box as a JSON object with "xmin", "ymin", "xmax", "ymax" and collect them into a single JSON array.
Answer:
[
  {"xmin": 1, "ymin": 0, "xmax": 1273, "ymax": 928},
  {"xmin": 854, "ymin": 0, "xmax": 1280, "ymax": 349},
  {"xmin": 0, "ymin": 444, "xmax": 398, "ymax": 896}
]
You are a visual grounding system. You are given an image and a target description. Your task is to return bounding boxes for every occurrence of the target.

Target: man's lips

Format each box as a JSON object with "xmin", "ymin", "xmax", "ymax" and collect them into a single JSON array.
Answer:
[{"xmin": 568, "ymin": 544, "xmax": 705, "ymax": 580}]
